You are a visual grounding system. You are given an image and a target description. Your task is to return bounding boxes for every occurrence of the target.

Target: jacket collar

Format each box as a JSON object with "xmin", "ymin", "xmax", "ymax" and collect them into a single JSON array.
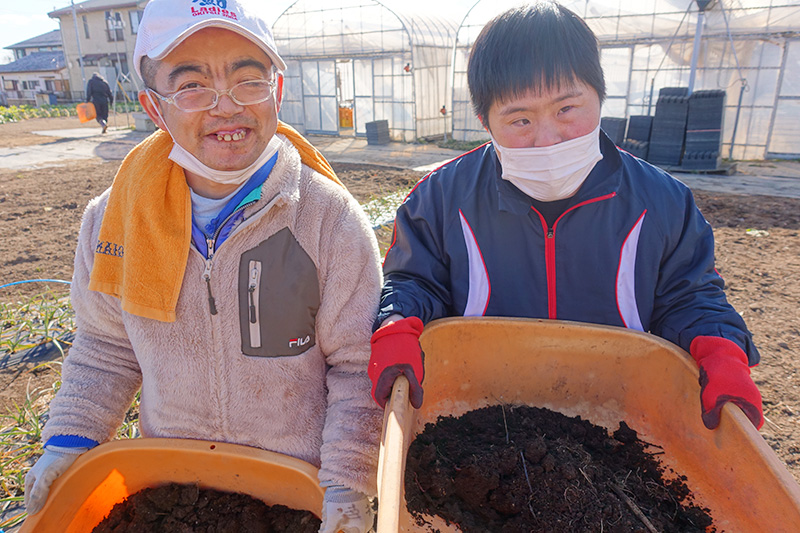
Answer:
[
  {"xmin": 495, "ymin": 130, "xmax": 623, "ymax": 215},
  {"xmin": 242, "ymin": 133, "xmax": 303, "ymax": 218}
]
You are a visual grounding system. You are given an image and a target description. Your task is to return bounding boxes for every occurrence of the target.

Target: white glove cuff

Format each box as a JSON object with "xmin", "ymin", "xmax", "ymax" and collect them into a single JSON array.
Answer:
[
  {"xmin": 44, "ymin": 445, "xmax": 89, "ymax": 455},
  {"xmin": 324, "ymin": 485, "xmax": 367, "ymax": 504}
]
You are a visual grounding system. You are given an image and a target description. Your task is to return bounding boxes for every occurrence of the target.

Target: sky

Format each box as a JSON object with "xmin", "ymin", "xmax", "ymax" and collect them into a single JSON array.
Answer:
[
  {"xmin": 0, "ymin": 0, "xmax": 61, "ymax": 63},
  {"xmin": 0, "ymin": 0, "xmax": 297, "ymax": 63},
  {"xmin": 0, "ymin": 0, "xmax": 479, "ymax": 63}
]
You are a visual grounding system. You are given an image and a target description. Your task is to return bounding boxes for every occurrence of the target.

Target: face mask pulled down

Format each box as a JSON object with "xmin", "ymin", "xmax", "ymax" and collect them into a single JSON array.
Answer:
[
  {"xmin": 492, "ymin": 124, "xmax": 603, "ymax": 202},
  {"xmin": 145, "ymin": 90, "xmax": 282, "ymax": 186},
  {"xmin": 168, "ymin": 135, "xmax": 282, "ymax": 186}
]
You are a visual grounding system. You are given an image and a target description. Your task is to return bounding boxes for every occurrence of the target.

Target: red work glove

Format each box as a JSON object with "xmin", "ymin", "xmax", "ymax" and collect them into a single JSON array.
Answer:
[
  {"xmin": 689, "ymin": 336, "xmax": 763, "ymax": 430},
  {"xmin": 369, "ymin": 317, "xmax": 425, "ymax": 409}
]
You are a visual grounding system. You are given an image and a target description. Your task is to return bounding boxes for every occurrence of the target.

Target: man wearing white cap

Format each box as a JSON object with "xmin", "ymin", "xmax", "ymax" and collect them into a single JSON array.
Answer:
[{"xmin": 24, "ymin": 1, "xmax": 382, "ymax": 531}]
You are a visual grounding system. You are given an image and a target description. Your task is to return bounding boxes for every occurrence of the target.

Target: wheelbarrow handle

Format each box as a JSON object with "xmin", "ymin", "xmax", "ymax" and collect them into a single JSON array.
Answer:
[{"xmin": 377, "ymin": 375, "xmax": 414, "ymax": 532}]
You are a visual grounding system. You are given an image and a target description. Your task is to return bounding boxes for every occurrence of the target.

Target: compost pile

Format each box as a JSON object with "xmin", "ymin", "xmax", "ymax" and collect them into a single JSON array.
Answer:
[
  {"xmin": 91, "ymin": 482, "xmax": 320, "ymax": 533},
  {"xmin": 405, "ymin": 405, "xmax": 715, "ymax": 533}
]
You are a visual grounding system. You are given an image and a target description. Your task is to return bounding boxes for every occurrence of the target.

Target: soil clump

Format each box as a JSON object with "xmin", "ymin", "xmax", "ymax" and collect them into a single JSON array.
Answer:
[
  {"xmin": 91, "ymin": 482, "xmax": 320, "ymax": 533},
  {"xmin": 405, "ymin": 405, "xmax": 714, "ymax": 533}
]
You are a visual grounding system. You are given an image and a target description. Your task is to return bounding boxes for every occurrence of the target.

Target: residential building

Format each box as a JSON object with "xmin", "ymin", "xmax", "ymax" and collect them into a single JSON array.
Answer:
[
  {"xmin": 48, "ymin": 0, "xmax": 148, "ymax": 103},
  {"xmin": 0, "ymin": 30, "xmax": 69, "ymax": 106},
  {"xmin": 7, "ymin": 29, "xmax": 63, "ymax": 61}
]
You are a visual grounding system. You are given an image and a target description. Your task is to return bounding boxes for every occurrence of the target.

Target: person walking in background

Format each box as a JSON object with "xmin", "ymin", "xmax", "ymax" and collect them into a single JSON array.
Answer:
[{"xmin": 86, "ymin": 72, "xmax": 113, "ymax": 133}]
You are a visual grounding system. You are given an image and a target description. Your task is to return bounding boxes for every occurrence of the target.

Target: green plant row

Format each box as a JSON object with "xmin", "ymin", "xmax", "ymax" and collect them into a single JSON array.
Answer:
[
  {"xmin": 436, "ymin": 138, "xmax": 486, "ymax": 151},
  {"xmin": 0, "ymin": 291, "xmax": 75, "ymax": 355},
  {"xmin": 0, "ymin": 102, "xmax": 144, "ymax": 124},
  {"xmin": 0, "ymin": 289, "xmax": 133, "ymax": 527},
  {"xmin": 0, "ymin": 290, "xmax": 65, "ymax": 526},
  {"xmin": 0, "ymin": 105, "xmax": 76, "ymax": 123},
  {"xmin": 112, "ymin": 101, "xmax": 144, "ymax": 114},
  {"xmin": 0, "ymin": 359, "xmax": 140, "ymax": 529}
]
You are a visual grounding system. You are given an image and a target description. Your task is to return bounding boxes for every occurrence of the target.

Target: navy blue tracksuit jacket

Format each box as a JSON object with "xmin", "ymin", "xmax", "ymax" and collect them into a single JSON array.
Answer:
[{"xmin": 378, "ymin": 132, "xmax": 759, "ymax": 365}]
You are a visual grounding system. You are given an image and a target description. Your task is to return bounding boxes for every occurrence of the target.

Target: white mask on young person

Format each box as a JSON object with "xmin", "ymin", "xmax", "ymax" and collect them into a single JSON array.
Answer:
[
  {"xmin": 491, "ymin": 123, "xmax": 603, "ymax": 202},
  {"xmin": 145, "ymin": 91, "xmax": 282, "ymax": 186}
]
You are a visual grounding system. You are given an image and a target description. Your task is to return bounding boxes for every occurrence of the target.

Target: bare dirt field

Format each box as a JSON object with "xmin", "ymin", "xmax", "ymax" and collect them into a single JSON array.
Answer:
[
  {"xmin": 0, "ymin": 116, "xmax": 100, "ymax": 148},
  {"xmin": 1, "ymin": 118, "xmax": 799, "ymax": 490}
]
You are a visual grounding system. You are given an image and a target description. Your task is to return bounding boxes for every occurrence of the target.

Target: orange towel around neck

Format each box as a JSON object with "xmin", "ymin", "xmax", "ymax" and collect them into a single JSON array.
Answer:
[{"xmin": 88, "ymin": 121, "xmax": 341, "ymax": 322}]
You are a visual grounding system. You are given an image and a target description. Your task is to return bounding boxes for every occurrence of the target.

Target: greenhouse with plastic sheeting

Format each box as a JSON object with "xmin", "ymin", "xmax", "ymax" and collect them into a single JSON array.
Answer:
[
  {"xmin": 451, "ymin": 0, "xmax": 800, "ymax": 161},
  {"xmin": 273, "ymin": 0, "xmax": 457, "ymax": 141}
]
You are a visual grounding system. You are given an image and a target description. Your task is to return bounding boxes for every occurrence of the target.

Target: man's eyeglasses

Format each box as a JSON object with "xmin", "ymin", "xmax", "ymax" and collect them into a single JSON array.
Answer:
[{"xmin": 147, "ymin": 79, "xmax": 277, "ymax": 112}]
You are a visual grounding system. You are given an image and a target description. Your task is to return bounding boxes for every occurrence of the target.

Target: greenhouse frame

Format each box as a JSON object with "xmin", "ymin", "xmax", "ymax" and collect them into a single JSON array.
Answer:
[
  {"xmin": 273, "ymin": 0, "xmax": 457, "ymax": 142},
  {"xmin": 451, "ymin": 0, "xmax": 800, "ymax": 160}
]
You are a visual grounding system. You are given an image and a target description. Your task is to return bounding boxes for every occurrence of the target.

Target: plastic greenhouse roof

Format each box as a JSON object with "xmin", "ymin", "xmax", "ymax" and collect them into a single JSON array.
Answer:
[
  {"xmin": 274, "ymin": 0, "xmax": 458, "ymax": 58},
  {"xmin": 456, "ymin": 0, "xmax": 800, "ymax": 45}
]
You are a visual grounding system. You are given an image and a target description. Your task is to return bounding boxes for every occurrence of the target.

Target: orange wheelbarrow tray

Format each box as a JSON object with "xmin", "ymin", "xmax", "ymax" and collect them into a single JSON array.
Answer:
[
  {"xmin": 20, "ymin": 437, "xmax": 324, "ymax": 533},
  {"xmin": 377, "ymin": 317, "xmax": 800, "ymax": 533}
]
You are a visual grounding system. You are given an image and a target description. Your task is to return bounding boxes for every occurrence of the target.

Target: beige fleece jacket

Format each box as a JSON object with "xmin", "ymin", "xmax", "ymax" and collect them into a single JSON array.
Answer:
[{"xmin": 43, "ymin": 135, "xmax": 383, "ymax": 495}]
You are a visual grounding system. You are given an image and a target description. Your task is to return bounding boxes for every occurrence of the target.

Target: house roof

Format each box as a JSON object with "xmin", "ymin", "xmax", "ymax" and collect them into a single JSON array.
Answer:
[
  {"xmin": 6, "ymin": 30, "xmax": 62, "ymax": 50},
  {"xmin": 0, "ymin": 52, "xmax": 66, "ymax": 74},
  {"xmin": 49, "ymin": 0, "xmax": 146, "ymax": 18}
]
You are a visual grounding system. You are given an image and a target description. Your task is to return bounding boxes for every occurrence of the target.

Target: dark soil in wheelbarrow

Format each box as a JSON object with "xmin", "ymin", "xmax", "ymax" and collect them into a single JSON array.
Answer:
[
  {"xmin": 405, "ymin": 405, "xmax": 715, "ymax": 533},
  {"xmin": 91, "ymin": 482, "xmax": 321, "ymax": 533}
]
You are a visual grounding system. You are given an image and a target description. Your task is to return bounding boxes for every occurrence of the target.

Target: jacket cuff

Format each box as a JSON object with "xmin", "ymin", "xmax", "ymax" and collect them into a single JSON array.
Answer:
[
  {"xmin": 45, "ymin": 435, "xmax": 99, "ymax": 449},
  {"xmin": 689, "ymin": 335, "xmax": 750, "ymax": 366},
  {"xmin": 374, "ymin": 311, "xmax": 392, "ymax": 332},
  {"xmin": 375, "ymin": 303, "xmax": 414, "ymax": 332}
]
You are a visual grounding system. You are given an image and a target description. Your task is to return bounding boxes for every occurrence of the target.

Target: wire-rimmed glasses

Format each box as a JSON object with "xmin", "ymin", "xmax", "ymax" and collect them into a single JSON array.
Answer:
[{"xmin": 147, "ymin": 79, "xmax": 277, "ymax": 112}]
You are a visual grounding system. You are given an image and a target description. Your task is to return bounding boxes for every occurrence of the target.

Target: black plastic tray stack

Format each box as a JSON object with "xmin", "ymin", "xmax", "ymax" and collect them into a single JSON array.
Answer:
[
  {"xmin": 365, "ymin": 120, "xmax": 391, "ymax": 145},
  {"xmin": 600, "ymin": 117, "xmax": 627, "ymax": 146},
  {"xmin": 657, "ymin": 87, "xmax": 690, "ymax": 97},
  {"xmin": 647, "ymin": 87, "xmax": 690, "ymax": 167},
  {"xmin": 682, "ymin": 90, "xmax": 726, "ymax": 170},
  {"xmin": 620, "ymin": 115, "xmax": 653, "ymax": 160}
]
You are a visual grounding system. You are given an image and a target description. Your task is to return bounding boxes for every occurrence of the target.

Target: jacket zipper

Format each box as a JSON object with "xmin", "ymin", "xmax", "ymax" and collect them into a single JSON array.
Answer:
[
  {"xmin": 248, "ymin": 260, "xmax": 262, "ymax": 348},
  {"xmin": 196, "ymin": 193, "xmax": 285, "ymax": 317},
  {"xmin": 203, "ymin": 238, "xmax": 218, "ymax": 315},
  {"xmin": 544, "ymin": 226, "xmax": 556, "ymax": 318},
  {"xmin": 533, "ymin": 192, "xmax": 617, "ymax": 320},
  {"xmin": 199, "ymin": 198, "xmax": 263, "ymax": 316}
]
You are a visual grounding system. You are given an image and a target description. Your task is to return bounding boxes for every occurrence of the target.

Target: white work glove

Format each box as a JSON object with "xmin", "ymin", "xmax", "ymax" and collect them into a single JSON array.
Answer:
[
  {"xmin": 24, "ymin": 445, "xmax": 88, "ymax": 515},
  {"xmin": 319, "ymin": 484, "xmax": 374, "ymax": 533}
]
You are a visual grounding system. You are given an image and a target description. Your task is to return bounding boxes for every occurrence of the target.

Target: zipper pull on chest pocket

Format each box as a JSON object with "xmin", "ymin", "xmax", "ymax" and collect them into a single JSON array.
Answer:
[
  {"xmin": 248, "ymin": 260, "xmax": 262, "ymax": 348},
  {"xmin": 238, "ymin": 228, "xmax": 319, "ymax": 357}
]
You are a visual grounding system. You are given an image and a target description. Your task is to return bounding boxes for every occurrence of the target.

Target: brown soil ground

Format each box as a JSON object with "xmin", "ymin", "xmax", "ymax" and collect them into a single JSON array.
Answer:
[
  {"xmin": 0, "ymin": 116, "xmax": 100, "ymax": 148},
  {"xmin": 406, "ymin": 405, "xmax": 714, "ymax": 533},
  {"xmin": 1, "ymin": 117, "xmax": 799, "ymax": 488},
  {"xmin": 92, "ymin": 482, "xmax": 320, "ymax": 532}
]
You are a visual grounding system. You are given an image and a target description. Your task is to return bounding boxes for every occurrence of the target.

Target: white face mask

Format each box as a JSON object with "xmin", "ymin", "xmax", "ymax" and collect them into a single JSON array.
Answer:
[
  {"xmin": 146, "ymin": 90, "xmax": 282, "ymax": 186},
  {"xmin": 492, "ymin": 123, "xmax": 603, "ymax": 202},
  {"xmin": 168, "ymin": 135, "xmax": 282, "ymax": 186}
]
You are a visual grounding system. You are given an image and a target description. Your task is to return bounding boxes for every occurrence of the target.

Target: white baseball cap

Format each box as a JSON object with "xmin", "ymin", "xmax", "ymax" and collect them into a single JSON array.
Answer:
[{"xmin": 133, "ymin": 0, "xmax": 286, "ymax": 82}]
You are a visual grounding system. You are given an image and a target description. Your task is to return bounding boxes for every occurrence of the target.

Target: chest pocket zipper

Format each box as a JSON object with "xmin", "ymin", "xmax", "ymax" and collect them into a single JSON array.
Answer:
[
  {"xmin": 238, "ymin": 228, "xmax": 319, "ymax": 357},
  {"xmin": 248, "ymin": 260, "xmax": 262, "ymax": 349}
]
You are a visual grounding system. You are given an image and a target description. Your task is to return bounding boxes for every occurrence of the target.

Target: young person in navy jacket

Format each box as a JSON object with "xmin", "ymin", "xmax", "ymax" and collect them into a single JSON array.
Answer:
[{"xmin": 369, "ymin": 1, "xmax": 763, "ymax": 434}]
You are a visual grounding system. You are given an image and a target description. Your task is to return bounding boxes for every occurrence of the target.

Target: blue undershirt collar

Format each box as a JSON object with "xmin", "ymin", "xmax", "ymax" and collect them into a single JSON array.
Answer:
[{"xmin": 191, "ymin": 151, "xmax": 279, "ymax": 237}]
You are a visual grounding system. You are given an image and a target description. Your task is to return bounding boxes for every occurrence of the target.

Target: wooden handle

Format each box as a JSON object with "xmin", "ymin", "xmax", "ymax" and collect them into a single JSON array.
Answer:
[{"xmin": 376, "ymin": 376, "xmax": 415, "ymax": 532}]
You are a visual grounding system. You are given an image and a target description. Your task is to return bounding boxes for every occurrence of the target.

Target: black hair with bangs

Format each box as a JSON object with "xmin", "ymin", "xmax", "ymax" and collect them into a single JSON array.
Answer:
[{"xmin": 467, "ymin": 2, "xmax": 606, "ymax": 124}]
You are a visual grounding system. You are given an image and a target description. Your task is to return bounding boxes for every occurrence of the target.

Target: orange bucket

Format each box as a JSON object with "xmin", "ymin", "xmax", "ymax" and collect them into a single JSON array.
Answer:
[
  {"xmin": 76, "ymin": 102, "xmax": 96, "ymax": 123},
  {"xmin": 378, "ymin": 318, "xmax": 800, "ymax": 533},
  {"xmin": 20, "ymin": 438, "xmax": 324, "ymax": 532}
]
